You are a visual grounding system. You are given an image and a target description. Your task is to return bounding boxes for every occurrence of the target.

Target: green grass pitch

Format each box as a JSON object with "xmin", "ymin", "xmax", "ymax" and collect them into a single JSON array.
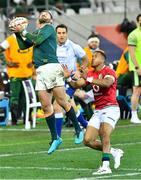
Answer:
[{"xmin": 0, "ymin": 119, "xmax": 141, "ymax": 179}]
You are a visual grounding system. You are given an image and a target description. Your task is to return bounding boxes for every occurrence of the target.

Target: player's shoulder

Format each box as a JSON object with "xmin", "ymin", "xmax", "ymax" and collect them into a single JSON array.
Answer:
[
  {"xmin": 5, "ymin": 34, "xmax": 16, "ymax": 45},
  {"xmin": 69, "ymin": 39, "xmax": 82, "ymax": 49},
  {"xmin": 43, "ymin": 24, "xmax": 54, "ymax": 32},
  {"xmin": 103, "ymin": 65, "xmax": 116, "ymax": 74},
  {"xmin": 128, "ymin": 28, "xmax": 138, "ymax": 38}
]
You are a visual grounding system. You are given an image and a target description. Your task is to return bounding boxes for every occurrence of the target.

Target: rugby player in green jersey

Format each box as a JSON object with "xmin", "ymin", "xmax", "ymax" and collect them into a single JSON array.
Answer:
[{"xmin": 9, "ymin": 10, "xmax": 84, "ymax": 154}]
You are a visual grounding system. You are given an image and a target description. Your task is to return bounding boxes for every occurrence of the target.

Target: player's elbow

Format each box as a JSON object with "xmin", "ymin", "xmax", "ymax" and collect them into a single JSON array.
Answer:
[{"xmin": 103, "ymin": 82, "xmax": 112, "ymax": 88}]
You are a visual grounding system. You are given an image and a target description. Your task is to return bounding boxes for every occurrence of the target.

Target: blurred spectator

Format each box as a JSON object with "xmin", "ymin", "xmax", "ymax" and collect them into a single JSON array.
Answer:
[
  {"xmin": 0, "ymin": 72, "xmax": 5, "ymax": 92},
  {"xmin": 55, "ymin": 0, "xmax": 64, "ymax": 14},
  {"xmin": 116, "ymin": 47, "xmax": 129, "ymax": 78},
  {"xmin": 63, "ymin": 0, "xmax": 90, "ymax": 13},
  {"xmin": 95, "ymin": 0, "xmax": 105, "ymax": 12},
  {"xmin": 33, "ymin": 0, "xmax": 65, "ymax": 15},
  {"xmin": 116, "ymin": 47, "xmax": 132, "ymax": 97},
  {"xmin": 119, "ymin": 18, "xmax": 137, "ymax": 37}
]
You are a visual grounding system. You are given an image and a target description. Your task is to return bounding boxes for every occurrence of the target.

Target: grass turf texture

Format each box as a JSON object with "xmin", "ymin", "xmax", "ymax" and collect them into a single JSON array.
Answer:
[{"xmin": 0, "ymin": 119, "xmax": 141, "ymax": 179}]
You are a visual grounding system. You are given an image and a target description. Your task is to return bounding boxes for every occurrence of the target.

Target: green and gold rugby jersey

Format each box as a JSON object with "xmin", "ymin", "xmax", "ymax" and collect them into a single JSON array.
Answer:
[{"xmin": 16, "ymin": 24, "xmax": 59, "ymax": 68}]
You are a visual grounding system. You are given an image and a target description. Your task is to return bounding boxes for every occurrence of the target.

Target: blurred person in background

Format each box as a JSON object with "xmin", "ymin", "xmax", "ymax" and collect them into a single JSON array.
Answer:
[
  {"xmin": 128, "ymin": 13, "xmax": 141, "ymax": 124},
  {"xmin": 54, "ymin": 23, "xmax": 88, "ymax": 137},
  {"xmin": 116, "ymin": 17, "xmax": 137, "ymax": 97},
  {"xmin": 116, "ymin": 47, "xmax": 133, "ymax": 97},
  {"xmin": 82, "ymin": 35, "xmax": 100, "ymax": 118},
  {"xmin": 0, "ymin": 33, "xmax": 34, "ymax": 125},
  {"xmin": 84, "ymin": 35, "xmax": 100, "ymax": 70}
]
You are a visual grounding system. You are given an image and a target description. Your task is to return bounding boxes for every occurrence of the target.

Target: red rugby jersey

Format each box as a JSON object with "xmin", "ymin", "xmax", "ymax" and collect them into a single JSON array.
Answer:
[{"xmin": 86, "ymin": 66, "xmax": 118, "ymax": 109}]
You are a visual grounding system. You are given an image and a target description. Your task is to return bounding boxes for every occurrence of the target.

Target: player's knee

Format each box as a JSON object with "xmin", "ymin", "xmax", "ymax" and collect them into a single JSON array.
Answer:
[
  {"xmin": 58, "ymin": 101, "xmax": 71, "ymax": 112},
  {"xmin": 53, "ymin": 104, "xmax": 62, "ymax": 113},
  {"xmin": 84, "ymin": 136, "xmax": 91, "ymax": 146},
  {"xmin": 56, "ymin": 98, "xmax": 65, "ymax": 106},
  {"xmin": 42, "ymin": 104, "xmax": 53, "ymax": 114}
]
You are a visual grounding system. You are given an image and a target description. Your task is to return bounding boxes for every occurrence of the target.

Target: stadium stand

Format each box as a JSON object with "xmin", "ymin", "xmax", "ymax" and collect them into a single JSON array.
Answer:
[
  {"xmin": 79, "ymin": 7, "xmax": 93, "ymax": 15},
  {"xmin": 65, "ymin": 8, "xmax": 76, "ymax": 16}
]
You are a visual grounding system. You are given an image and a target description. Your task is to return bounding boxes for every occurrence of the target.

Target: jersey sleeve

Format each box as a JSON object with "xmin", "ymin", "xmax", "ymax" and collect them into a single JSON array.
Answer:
[
  {"xmin": 24, "ymin": 25, "xmax": 54, "ymax": 46},
  {"xmin": 0, "ymin": 40, "xmax": 9, "ymax": 50},
  {"xmin": 15, "ymin": 33, "xmax": 33, "ymax": 50},
  {"xmin": 104, "ymin": 68, "xmax": 116, "ymax": 83},
  {"xmin": 85, "ymin": 70, "xmax": 93, "ymax": 85},
  {"xmin": 73, "ymin": 43, "xmax": 86, "ymax": 60}
]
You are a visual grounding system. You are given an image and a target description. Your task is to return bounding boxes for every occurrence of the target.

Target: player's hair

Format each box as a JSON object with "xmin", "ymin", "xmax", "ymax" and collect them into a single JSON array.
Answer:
[
  {"xmin": 136, "ymin": 14, "xmax": 141, "ymax": 22},
  {"xmin": 56, "ymin": 24, "xmax": 68, "ymax": 32},
  {"xmin": 87, "ymin": 34, "xmax": 100, "ymax": 41},
  {"xmin": 94, "ymin": 49, "xmax": 106, "ymax": 60}
]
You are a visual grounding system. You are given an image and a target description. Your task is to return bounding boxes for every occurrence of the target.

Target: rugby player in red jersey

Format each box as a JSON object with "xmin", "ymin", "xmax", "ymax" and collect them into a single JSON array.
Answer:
[{"xmin": 62, "ymin": 49, "xmax": 124, "ymax": 175}]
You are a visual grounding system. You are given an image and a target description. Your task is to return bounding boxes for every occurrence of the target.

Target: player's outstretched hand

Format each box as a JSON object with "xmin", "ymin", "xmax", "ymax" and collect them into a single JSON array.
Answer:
[{"xmin": 61, "ymin": 64, "xmax": 72, "ymax": 78}]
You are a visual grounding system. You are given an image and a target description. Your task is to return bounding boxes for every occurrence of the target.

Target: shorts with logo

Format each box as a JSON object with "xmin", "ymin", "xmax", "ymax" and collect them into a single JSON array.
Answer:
[
  {"xmin": 35, "ymin": 63, "xmax": 65, "ymax": 90},
  {"xmin": 131, "ymin": 71, "xmax": 141, "ymax": 87},
  {"xmin": 88, "ymin": 106, "xmax": 120, "ymax": 129}
]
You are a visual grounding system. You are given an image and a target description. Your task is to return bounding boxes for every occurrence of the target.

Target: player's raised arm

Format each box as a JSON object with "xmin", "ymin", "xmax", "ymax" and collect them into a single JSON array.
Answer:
[{"xmin": 62, "ymin": 64, "xmax": 86, "ymax": 88}]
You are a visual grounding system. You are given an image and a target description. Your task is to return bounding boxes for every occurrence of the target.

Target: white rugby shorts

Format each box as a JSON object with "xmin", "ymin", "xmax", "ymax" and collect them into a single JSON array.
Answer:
[
  {"xmin": 88, "ymin": 106, "xmax": 120, "ymax": 129},
  {"xmin": 35, "ymin": 63, "xmax": 65, "ymax": 90}
]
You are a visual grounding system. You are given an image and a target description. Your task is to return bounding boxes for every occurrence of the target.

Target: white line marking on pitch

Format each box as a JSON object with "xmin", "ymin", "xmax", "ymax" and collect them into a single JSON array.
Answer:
[
  {"xmin": 0, "ymin": 141, "xmax": 141, "ymax": 158},
  {"xmin": 74, "ymin": 172, "xmax": 141, "ymax": 180},
  {"xmin": 1, "ymin": 166, "xmax": 141, "ymax": 173},
  {"xmin": 0, "ymin": 147, "xmax": 87, "ymax": 157},
  {"xmin": 1, "ymin": 166, "xmax": 141, "ymax": 180},
  {"xmin": 0, "ymin": 166, "xmax": 92, "ymax": 171},
  {"xmin": 95, "ymin": 172, "xmax": 141, "ymax": 179}
]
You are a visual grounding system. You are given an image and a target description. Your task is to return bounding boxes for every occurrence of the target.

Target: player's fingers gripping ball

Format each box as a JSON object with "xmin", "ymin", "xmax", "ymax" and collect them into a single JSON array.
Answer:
[{"xmin": 9, "ymin": 17, "xmax": 28, "ymax": 32}]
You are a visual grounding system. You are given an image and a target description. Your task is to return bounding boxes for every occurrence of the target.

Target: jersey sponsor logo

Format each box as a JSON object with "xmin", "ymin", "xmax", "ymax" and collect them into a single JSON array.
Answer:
[
  {"xmin": 93, "ymin": 84, "xmax": 99, "ymax": 92},
  {"xmin": 18, "ymin": 49, "xmax": 30, "ymax": 53}
]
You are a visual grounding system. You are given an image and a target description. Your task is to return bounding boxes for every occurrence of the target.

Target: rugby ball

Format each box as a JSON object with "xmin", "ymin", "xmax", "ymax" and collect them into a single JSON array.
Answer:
[{"xmin": 9, "ymin": 17, "xmax": 28, "ymax": 31}]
